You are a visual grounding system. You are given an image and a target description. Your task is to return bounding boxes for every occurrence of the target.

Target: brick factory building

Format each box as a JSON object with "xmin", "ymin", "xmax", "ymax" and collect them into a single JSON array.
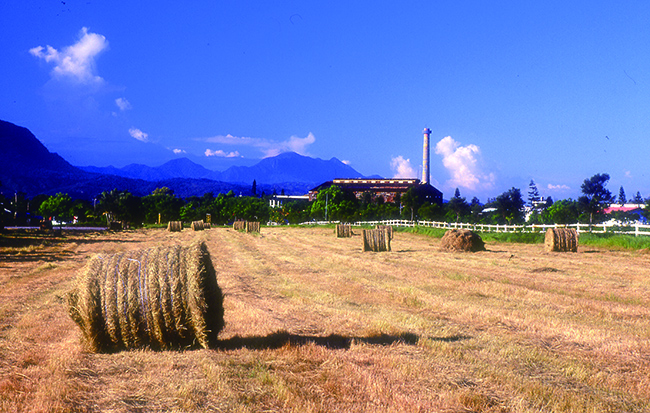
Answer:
[{"xmin": 309, "ymin": 178, "xmax": 442, "ymax": 205}]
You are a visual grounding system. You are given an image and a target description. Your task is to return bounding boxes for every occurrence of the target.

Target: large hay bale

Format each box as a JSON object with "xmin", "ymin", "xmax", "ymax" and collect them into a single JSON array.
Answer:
[
  {"xmin": 336, "ymin": 224, "xmax": 352, "ymax": 238},
  {"xmin": 440, "ymin": 229, "xmax": 485, "ymax": 252},
  {"xmin": 191, "ymin": 220, "xmax": 205, "ymax": 231},
  {"xmin": 66, "ymin": 241, "xmax": 224, "ymax": 352},
  {"xmin": 246, "ymin": 221, "xmax": 260, "ymax": 233},
  {"xmin": 545, "ymin": 228, "xmax": 578, "ymax": 252},
  {"xmin": 362, "ymin": 228, "xmax": 391, "ymax": 252},
  {"xmin": 233, "ymin": 221, "xmax": 246, "ymax": 231},
  {"xmin": 167, "ymin": 221, "xmax": 182, "ymax": 232},
  {"xmin": 375, "ymin": 225, "xmax": 393, "ymax": 240}
]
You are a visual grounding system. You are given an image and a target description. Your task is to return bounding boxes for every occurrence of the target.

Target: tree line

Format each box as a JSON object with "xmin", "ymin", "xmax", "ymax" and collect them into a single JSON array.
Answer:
[{"xmin": 1, "ymin": 173, "xmax": 647, "ymax": 228}]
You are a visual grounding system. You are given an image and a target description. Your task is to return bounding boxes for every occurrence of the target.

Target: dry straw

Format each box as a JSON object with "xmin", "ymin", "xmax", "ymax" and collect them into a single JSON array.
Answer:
[
  {"xmin": 67, "ymin": 241, "xmax": 224, "ymax": 352},
  {"xmin": 375, "ymin": 225, "xmax": 393, "ymax": 240},
  {"xmin": 246, "ymin": 221, "xmax": 260, "ymax": 233},
  {"xmin": 440, "ymin": 229, "xmax": 485, "ymax": 252},
  {"xmin": 545, "ymin": 228, "xmax": 578, "ymax": 252},
  {"xmin": 167, "ymin": 221, "xmax": 182, "ymax": 232},
  {"xmin": 191, "ymin": 220, "xmax": 205, "ymax": 231},
  {"xmin": 233, "ymin": 221, "xmax": 260, "ymax": 233},
  {"xmin": 362, "ymin": 228, "xmax": 391, "ymax": 252},
  {"xmin": 336, "ymin": 224, "xmax": 352, "ymax": 238}
]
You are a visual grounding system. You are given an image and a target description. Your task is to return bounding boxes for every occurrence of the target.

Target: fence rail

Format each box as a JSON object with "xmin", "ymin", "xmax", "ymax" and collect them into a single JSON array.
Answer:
[{"xmin": 299, "ymin": 220, "xmax": 650, "ymax": 237}]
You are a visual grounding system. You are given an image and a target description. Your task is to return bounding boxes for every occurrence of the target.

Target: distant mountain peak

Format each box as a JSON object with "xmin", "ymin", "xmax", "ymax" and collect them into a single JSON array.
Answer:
[
  {"xmin": 0, "ymin": 119, "xmax": 77, "ymax": 173},
  {"xmin": 0, "ymin": 120, "xmax": 379, "ymax": 198}
]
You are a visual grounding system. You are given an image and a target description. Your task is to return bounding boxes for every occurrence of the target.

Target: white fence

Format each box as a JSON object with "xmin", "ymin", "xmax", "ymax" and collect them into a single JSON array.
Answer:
[{"xmin": 300, "ymin": 219, "xmax": 650, "ymax": 237}]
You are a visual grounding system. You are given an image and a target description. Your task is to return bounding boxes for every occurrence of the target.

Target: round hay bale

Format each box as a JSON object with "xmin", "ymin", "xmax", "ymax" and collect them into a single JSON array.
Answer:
[
  {"xmin": 440, "ymin": 229, "xmax": 485, "ymax": 252},
  {"xmin": 375, "ymin": 225, "xmax": 393, "ymax": 240},
  {"xmin": 167, "ymin": 221, "xmax": 182, "ymax": 232},
  {"xmin": 545, "ymin": 228, "xmax": 578, "ymax": 252},
  {"xmin": 362, "ymin": 228, "xmax": 391, "ymax": 252},
  {"xmin": 66, "ymin": 241, "xmax": 225, "ymax": 352},
  {"xmin": 191, "ymin": 221, "xmax": 205, "ymax": 231},
  {"xmin": 67, "ymin": 257, "xmax": 108, "ymax": 353}
]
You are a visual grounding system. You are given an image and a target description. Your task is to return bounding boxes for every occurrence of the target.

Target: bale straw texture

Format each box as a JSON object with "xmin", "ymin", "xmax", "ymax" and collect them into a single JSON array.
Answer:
[
  {"xmin": 362, "ymin": 229, "xmax": 391, "ymax": 252},
  {"xmin": 440, "ymin": 229, "xmax": 485, "ymax": 252},
  {"xmin": 233, "ymin": 221, "xmax": 246, "ymax": 231},
  {"xmin": 167, "ymin": 221, "xmax": 182, "ymax": 232},
  {"xmin": 66, "ymin": 241, "xmax": 224, "ymax": 352},
  {"xmin": 336, "ymin": 224, "xmax": 352, "ymax": 238},
  {"xmin": 545, "ymin": 228, "xmax": 578, "ymax": 252},
  {"xmin": 246, "ymin": 222, "xmax": 260, "ymax": 233},
  {"xmin": 375, "ymin": 225, "xmax": 393, "ymax": 240},
  {"xmin": 191, "ymin": 220, "xmax": 205, "ymax": 231}
]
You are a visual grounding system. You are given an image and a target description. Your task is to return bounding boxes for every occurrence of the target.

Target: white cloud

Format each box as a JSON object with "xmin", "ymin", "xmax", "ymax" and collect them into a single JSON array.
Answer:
[
  {"xmin": 30, "ymin": 27, "xmax": 108, "ymax": 84},
  {"xmin": 390, "ymin": 156, "xmax": 417, "ymax": 179},
  {"xmin": 341, "ymin": 160, "xmax": 351, "ymax": 165},
  {"xmin": 173, "ymin": 149, "xmax": 186, "ymax": 154},
  {"xmin": 547, "ymin": 183, "xmax": 571, "ymax": 191},
  {"xmin": 272, "ymin": 133, "xmax": 316, "ymax": 157},
  {"xmin": 201, "ymin": 132, "xmax": 316, "ymax": 157},
  {"xmin": 435, "ymin": 136, "xmax": 495, "ymax": 191},
  {"xmin": 129, "ymin": 128, "xmax": 149, "ymax": 142},
  {"xmin": 205, "ymin": 149, "xmax": 241, "ymax": 158},
  {"xmin": 115, "ymin": 97, "xmax": 131, "ymax": 111},
  {"xmin": 625, "ymin": 170, "xmax": 633, "ymax": 178}
]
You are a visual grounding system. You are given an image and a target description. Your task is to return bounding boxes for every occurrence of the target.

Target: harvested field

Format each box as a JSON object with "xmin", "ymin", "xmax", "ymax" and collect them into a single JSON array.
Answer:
[{"xmin": 1, "ymin": 227, "xmax": 649, "ymax": 412}]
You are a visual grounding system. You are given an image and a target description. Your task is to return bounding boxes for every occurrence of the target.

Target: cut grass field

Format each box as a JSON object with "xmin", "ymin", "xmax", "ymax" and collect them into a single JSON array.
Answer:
[{"xmin": 1, "ymin": 227, "xmax": 649, "ymax": 412}]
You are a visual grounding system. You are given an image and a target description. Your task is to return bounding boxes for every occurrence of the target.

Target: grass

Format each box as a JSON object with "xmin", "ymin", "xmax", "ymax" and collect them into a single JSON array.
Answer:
[
  {"xmin": 395, "ymin": 224, "xmax": 650, "ymax": 250},
  {"xmin": 395, "ymin": 225, "xmax": 545, "ymax": 244},
  {"xmin": 580, "ymin": 232, "xmax": 650, "ymax": 250},
  {"xmin": 1, "ymin": 227, "xmax": 649, "ymax": 412}
]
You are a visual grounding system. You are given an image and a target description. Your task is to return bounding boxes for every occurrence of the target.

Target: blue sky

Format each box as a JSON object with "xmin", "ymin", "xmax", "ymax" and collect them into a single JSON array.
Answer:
[{"xmin": 2, "ymin": 1, "xmax": 649, "ymax": 201}]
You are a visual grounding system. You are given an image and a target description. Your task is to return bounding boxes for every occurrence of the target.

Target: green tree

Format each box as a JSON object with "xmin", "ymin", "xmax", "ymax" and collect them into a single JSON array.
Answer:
[
  {"xmin": 578, "ymin": 173, "xmax": 614, "ymax": 226},
  {"xmin": 632, "ymin": 191, "xmax": 644, "ymax": 204},
  {"xmin": 142, "ymin": 188, "xmax": 184, "ymax": 224},
  {"xmin": 282, "ymin": 200, "xmax": 312, "ymax": 224},
  {"xmin": 39, "ymin": 193, "xmax": 74, "ymax": 224},
  {"xmin": 543, "ymin": 199, "xmax": 580, "ymax": 224},
  {"xmin": 231, "ymin": 196, "xmax": 270, "ymax": 222},
  {"xmin": 643, "ymin": 198, "xmax": 650, "ymax": 222},
  {"xmin": 618, "ymin": 186, "xmax": 627, "ymax": 205},
  {"xmin": 207, "ymin": 192, "xmax": 234, "ymax": 224},
  {"xmin": 98, "ymin": 189, "xmax": 143, "ymax": 225},
  {"xmin": 495, "ymin": 187, "xmax": 525, "ymax": 224},
  {"xmin": 446, "ymin": 188, "xmax": 470, "ymax": 222},
  {"xmin": 400, "ymin": 185, "xmax": 439, "ymax": 221},
  {"xmin": 469, "ymin": 197, "xmax": 483, "ymax": 223},
  {"xmin": 527, "ymin": 179, "xmax": 541, "ymax": 207},
  {"xmin": 180, "ymin": 201, "xmax": 201, "ymax": 222},
  {"xmin": 418, "ymin": 203, "xmax": 444, "ymax": 221},
  {"xmin": 310, "ymin": 185, "xmax": 358, "ymax": 221}
]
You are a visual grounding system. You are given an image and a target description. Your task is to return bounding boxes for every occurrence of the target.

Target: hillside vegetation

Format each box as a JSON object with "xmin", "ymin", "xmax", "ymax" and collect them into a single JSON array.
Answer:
[{"xmin": 1, "ymin": 227, "xmax": 649, "ymax": 412}]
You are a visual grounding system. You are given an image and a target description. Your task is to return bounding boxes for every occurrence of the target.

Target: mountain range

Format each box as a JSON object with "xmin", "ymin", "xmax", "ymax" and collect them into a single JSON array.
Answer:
[
  {"xmin": 0, "ymin": 119, "xmax": 376, "ymax": 200},
  {"xmin": 78, "ymin": 151, "xmax": 369, "ymax": 186}
]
